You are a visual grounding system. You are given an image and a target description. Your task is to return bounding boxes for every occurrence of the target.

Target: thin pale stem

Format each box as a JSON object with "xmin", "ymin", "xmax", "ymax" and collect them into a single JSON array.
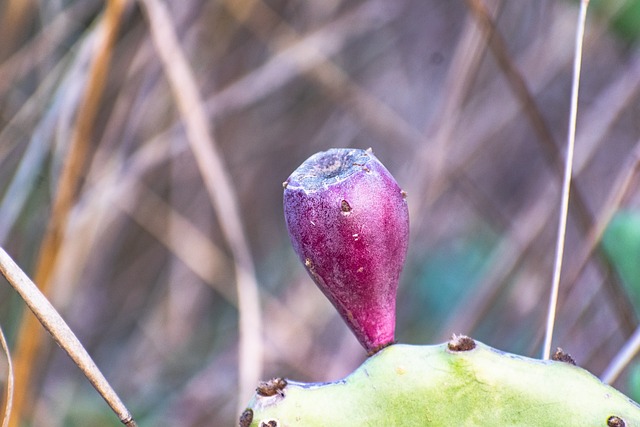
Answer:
[
  {"xmin": 542, "ymin": 0, "xmax": 590, "ymax": 360},
  {"xmin": 0, "ymin": 248, "xmax": 136, "ymax": 426},
  {"xmin": 601, "ymin": 325, "xmax": 640, "ymax": 384},
  {"xmin": 0, "ymin": 323, "xmax": 13, "ymax": 427}
]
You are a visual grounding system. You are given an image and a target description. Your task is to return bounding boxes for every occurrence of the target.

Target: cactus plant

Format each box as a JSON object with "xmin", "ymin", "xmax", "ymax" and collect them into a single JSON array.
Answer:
[
  {"xmin": 240, "ymin": 148, "xmax": 640, "ymax": 426},
  {"xmin": 241, "ymin": 337, "xmax": 640, "ymax": 426}
]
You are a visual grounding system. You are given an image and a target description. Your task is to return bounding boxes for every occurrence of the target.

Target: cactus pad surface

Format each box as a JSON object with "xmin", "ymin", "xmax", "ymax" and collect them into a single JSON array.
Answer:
[{"xmin": 242, "ymin": 340, "xmax": 640, "ymax": 426}]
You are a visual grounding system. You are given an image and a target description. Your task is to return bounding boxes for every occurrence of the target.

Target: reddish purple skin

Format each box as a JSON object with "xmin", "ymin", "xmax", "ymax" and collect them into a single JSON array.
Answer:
[{"xmin": 283, "ymin": 148, "xmax": 409, "ymax": 353}]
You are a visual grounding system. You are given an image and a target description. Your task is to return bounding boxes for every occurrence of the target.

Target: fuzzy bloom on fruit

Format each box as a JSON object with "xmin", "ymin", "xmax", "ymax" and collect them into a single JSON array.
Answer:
[{"xmin": 283, "ymin": 148, "xmax": 409, "ymax": 353}]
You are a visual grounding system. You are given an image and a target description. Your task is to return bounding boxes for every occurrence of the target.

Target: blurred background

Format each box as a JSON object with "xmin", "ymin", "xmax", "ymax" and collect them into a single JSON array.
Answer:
[{"xmin": 0, "ymin": 0, "xmax": 639, "ymax": 425}]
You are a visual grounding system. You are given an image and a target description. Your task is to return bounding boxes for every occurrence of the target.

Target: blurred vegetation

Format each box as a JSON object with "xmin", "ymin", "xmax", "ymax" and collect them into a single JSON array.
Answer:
[
  {"xmin": 592, "ymin": 0, "xmax": 640, "ymax": 45},
  {"xmin": 0, "ymin": 0, "xmax": 639, "ymax": 426},
  {"xmin": 603, "ymin": 211, "xmax": 640, "ymax": 313},
  {"xmin": 605, "ymin": 210, "xmax": 640, "ymax": 405}
]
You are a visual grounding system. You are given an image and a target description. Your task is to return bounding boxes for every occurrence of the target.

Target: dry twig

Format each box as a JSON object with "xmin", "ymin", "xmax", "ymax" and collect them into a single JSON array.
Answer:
[{"xmin": 0, "ymin": 248, "xmax": 136, "ymax": 426}]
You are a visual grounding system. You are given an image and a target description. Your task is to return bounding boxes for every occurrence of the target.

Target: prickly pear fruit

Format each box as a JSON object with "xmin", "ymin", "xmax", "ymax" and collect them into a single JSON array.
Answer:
[
  {"xmin": 242, "ymin": 339, "xmax": 640, "ymax": 426},
  {"xmin": 283, "ymin": 148, "xmax": 409, "ymax": 353}
]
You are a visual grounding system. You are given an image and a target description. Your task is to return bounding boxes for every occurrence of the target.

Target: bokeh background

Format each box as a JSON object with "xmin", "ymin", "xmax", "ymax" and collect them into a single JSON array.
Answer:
[{"xmin": 1, "ymin": 0, "xmax": 640, "ymax": 425}]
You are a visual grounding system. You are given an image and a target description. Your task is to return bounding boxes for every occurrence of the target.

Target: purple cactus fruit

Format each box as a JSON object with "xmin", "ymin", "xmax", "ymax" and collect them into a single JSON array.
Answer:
[{"xmin": 283, "ymin": 148, "xmax": 409, "ymax": 354}]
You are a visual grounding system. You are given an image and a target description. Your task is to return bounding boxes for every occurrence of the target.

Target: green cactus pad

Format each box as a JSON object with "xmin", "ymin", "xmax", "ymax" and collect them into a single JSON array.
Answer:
[{"xmin": 242, "ymin": 339, "xmax": 640, "ymax": 426}]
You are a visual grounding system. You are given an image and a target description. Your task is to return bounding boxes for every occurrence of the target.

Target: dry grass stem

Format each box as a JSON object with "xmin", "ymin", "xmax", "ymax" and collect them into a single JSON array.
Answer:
[
  {"xmin": 0, "ymin": 248, "xmax": 136, "ymax": 426},
  {"xmin": 443, "ymin": 184, "xmax": 555, "ymax": 338},
  {"xmin": 543, "ymin": 0, "xmax": 590, "ymax": 360},
  {"xmin": 0, "ymin": 1, "xmax": 35, "ymax": 58},
  {"xmin": 208, "ymin": 1, "xmax": 404, "ymax": 122},
  {"xmin": 566, "ymin": 141, "xmax": 640, "ymax": 298},
  {"xmin": 414, "ymin": 0, "xmax": 502, "ymax": 216},
  {"xmin": 1, "ymin": 2, "xmax": 638, "ymax": 424},
  {"xmin": 139, "ymin": 0, "xmax": 263, "ymax": 409},
  {"xmin": 224, "ymin": 0, "xmax": 422, "ymax": 147},
  {"xmin": 602, "ymin": 324, "xmax": 640, "ymax": 384},
  {"xmin": 574, "ymin": 54, "xmax": 640, "ymax": 173},
  {"xmin": 0, "ymin": 1, "xmax": 95, "ymax": 98},
  {"xmin": 429, "ymin": 13, "xmax": 581, "ymax": 215},
  {"xmin": 0, "ymin": 76, "xmax": 61, "ymax": 242},
  {"xmin": 465, "ymin": 2, "xmax": 607, "ymax": 299},
  {"xmin": 118, "ymin": 179, "xmax": 236, "ymax": 303},
  {"xmin": 466, "ymin": 0, "xmax": 595, "ymax": 236},
  {"xmin": 536, "ymin": 53, "xmax": 640, "ymax": 337},
  {"xmin": 532, "ymin": 141, "xmax": 640, "ymax": 355},
  {"xmin": 9, "ymin": 1, "xmax": 128, "ymax": 424}
]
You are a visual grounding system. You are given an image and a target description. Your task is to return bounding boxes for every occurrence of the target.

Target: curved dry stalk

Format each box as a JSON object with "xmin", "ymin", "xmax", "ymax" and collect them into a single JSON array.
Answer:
[
  {"xmin": 138, "ymin": 0, "xmax": 263, "ymax": 410},
  {"xmin": 543, "ymin": 0, "xmax": 590, "ymax": 360},
  {"xmin": 0, "ymin": 248, "xmax": 136, "ymax": 426},
  {"xmin": 0, "ymin": 324, "xmax": 13, "ymax": 427}
]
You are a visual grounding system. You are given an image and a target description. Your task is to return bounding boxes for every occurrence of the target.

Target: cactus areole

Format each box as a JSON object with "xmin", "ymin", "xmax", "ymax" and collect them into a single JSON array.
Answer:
[
  {"xmin": 243, "ymin": 340, "xmax": 640, "ymax": 426},
  {"xmin": 283, "ymin": 148, "xmax": 409, "ymax": 353}
]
